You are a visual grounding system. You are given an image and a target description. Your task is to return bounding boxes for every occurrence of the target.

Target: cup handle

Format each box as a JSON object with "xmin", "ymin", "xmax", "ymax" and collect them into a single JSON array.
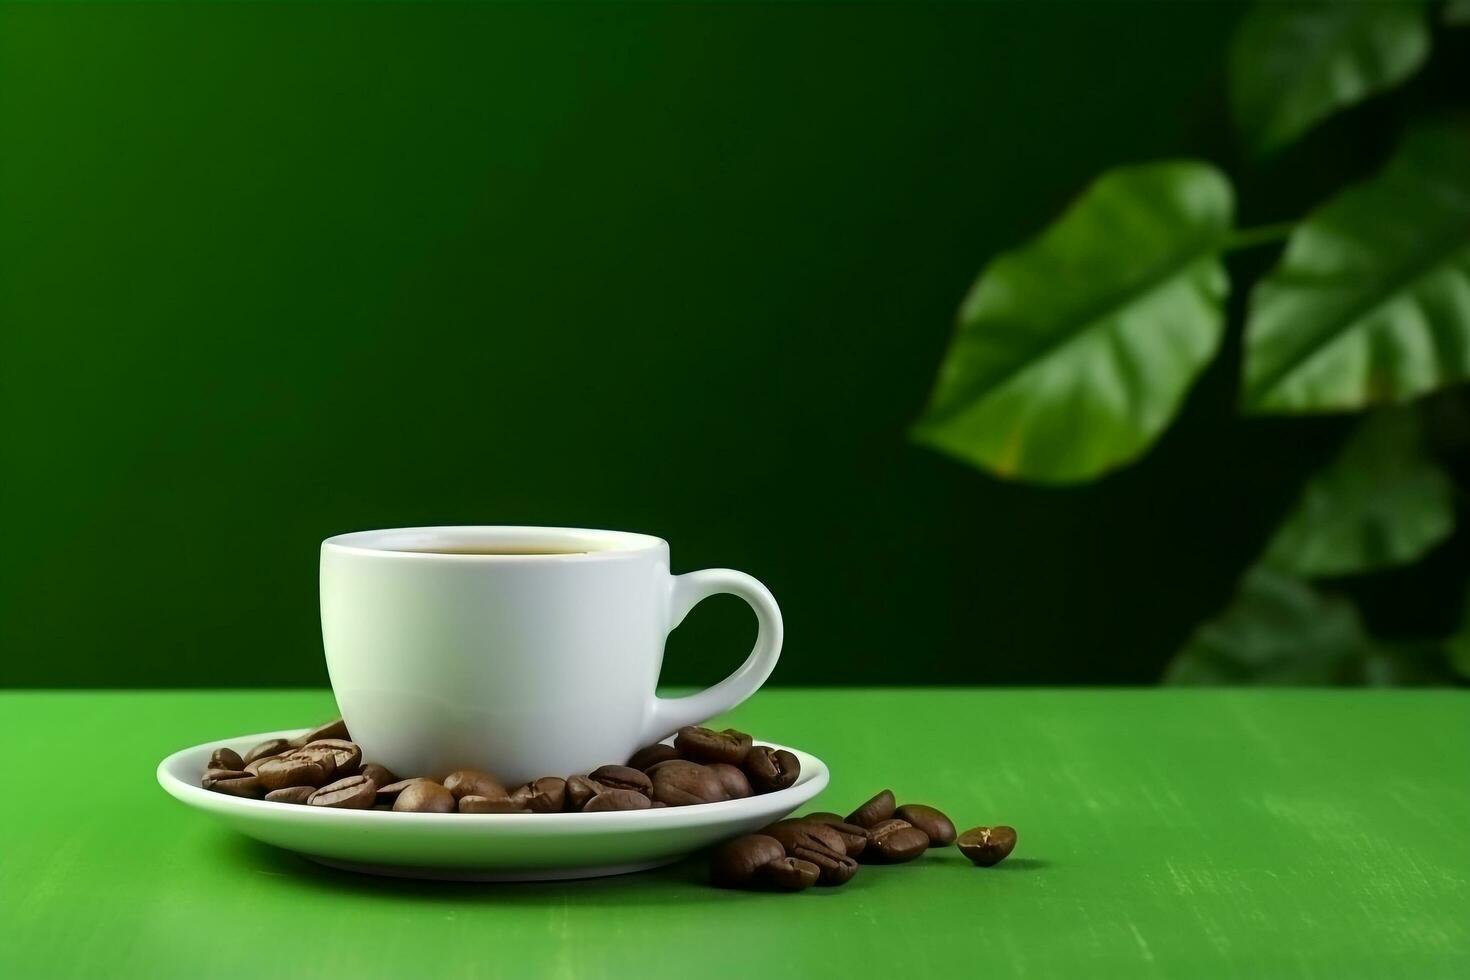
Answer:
[{"xmin": 640, "ymin": 568, "xmax": 783, "ymax": 745}]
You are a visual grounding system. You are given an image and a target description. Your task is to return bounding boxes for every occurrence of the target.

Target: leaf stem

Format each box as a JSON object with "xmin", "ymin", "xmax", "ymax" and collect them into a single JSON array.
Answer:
[{"xmin": 1224, "ymin": 221, "xmax": 1297, "ymax": 253}]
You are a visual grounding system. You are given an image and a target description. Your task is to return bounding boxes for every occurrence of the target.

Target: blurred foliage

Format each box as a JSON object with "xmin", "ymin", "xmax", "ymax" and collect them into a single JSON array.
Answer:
[{"xmin": 916, "ymin": 0, "xmax": 1470, "ymax": 685}]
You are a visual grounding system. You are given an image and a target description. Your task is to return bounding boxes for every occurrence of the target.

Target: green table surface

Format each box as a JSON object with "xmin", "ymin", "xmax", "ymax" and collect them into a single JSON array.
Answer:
[{"xmin": 2, "ymin": 689, "xmax": 1467, "ymax": 979}]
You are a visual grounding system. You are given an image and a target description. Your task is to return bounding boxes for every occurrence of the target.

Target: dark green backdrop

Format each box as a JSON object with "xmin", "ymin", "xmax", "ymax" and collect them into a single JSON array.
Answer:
[{"xmin": 4, "ymin": 2, "xmax": 1458, "ymax": 687}]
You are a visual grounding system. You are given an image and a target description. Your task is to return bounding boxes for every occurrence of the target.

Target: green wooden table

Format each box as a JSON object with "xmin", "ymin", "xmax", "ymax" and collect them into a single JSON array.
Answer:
[{"xmin": 2, "ymin": 690, "xmax": 1466, "ymax": 979}]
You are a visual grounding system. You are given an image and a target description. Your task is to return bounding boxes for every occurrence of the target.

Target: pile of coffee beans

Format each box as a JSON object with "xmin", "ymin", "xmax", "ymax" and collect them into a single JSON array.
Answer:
[
  {"xmin": 711, "ymin": 789, "xmax": 1017, "ymax": 892},
  {"xmin": 200, "ymin": 720, "xmax": 801, "ymax": 813}
]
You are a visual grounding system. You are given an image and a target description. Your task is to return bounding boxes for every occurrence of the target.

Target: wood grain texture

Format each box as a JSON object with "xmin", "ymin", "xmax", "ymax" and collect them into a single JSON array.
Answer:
[{"xmin": 1, "ymin": 690, "xmax": 1466, "ymax": 978}]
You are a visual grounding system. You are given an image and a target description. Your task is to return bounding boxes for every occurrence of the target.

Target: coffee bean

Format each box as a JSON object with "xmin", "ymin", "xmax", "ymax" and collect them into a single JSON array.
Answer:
[
  {"xmin": 443, "ymin": 769, "xmax": 507, "ymax": 801},
  {"xmin": 459, "ymin": 796, "xmax": 531, "ymax": 814},
  {"xmin": 256, "ymin": 754, "xmax": 331, "ymax": 791},
  {"xmin": 264, "ymin": 785, "xmax": 315, "ymax": 805},
  {"xmin": 845, "ymin": 789, "xmax": 895, "ymax": 828},
  {"xmin": 308, "ymin": 774, "xmax": 376, "ymax": 809},
  {"xmin": 201, "ymin": 769, "xmax": 262, "ymax": 798},
  {"xmin": 758, "ymin": 857, "xmax": 820, "ymax": 891},
  {"xmin": 564, "ymin": 775, "xmax": 603, "ymax": 811},
  {"xmin": 510, "ymin": 777, "xmax": 566, "ymax": 813},
  {"xmin": 862, "ymin": 819, "xmax": 929, "ymax": 864},
  {"xmin": 709, "ymin": 834, "xmax": 786, "ymax": 888},
  {"xmin": 674, "ymin": 726, "xmax": 753, "ymax": 766},
  {"xmin": 801, "ymin": 814, "xmax": 869, "ymax": 857},
  {"xmin": 650, "ymin": 801, "xmax": 667, "ymax": 808},
  {"xmin": 359, "ymin": 763, "xmax": 396, "ymax": 787},
  {"xmin": 588, "ymin": 765, "xmax": 652, "ymax": 797},
  {"xmin": 957, "ymin": 826, "xmax": 1017, "ymax": 867},
  {"xmin": 298, "ymin": 739, "xmax": 361, "ymax": 778},
  {"xmin": 743, "ymin": 746, "xmax": 799, "ymax": 793},
  {"xmin": 707, "ymin": 763, "xmax": 752, "ymax": 799},
  {"xmin": 626, "ymin": 743, "xmax": 681, "ymax": 771},
  {"xmin": 289, "ymin": 718, "xmax": 350, "ymax": 749},
  {"xmin": 242, "ymin": 738, "xmax": 291, "ymax": 767},
  {"xmin": 648, "ymin": 760, "xmax": 727, "ymax": 806},
  {"xmin": 583, "ymin": 789, "xmax": 652, "ymax": 812},
  {"xmin": 376, "ymin": 777, "xmax": 433, "ymax": 802},
  {"xmin": 894, "ymin": 804, "xmax": 956, "ymax": 847},
  {"xmin": 762, "ymin": 820, "xmax": 857, "ymax": 885},
  {"xmin": 392, "ymin": 781, "xmax": 456, "ymax": 813},
  {"xmin": 208, "ymin": 747, "xmax": 245, "ymax": 771}
]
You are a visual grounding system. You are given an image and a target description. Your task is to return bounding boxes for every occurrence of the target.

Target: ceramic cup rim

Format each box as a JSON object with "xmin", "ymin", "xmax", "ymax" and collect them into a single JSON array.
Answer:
[{"xmin": 321, "ymin": 525, "xmax": 668, "ymax": 562}]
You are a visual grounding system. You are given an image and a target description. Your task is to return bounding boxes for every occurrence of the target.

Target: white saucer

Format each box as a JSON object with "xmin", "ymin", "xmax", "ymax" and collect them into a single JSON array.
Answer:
[{"xmin": 157, "ymin": 729, "xmax": 829, "ymax": 881}]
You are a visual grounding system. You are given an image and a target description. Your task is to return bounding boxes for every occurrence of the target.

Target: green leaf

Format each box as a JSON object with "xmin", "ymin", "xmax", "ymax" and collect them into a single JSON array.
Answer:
[
  {"xmin": 1242, "ymin": 125, "xmax": 1470, "ymax": 414},
  {"xmin": 1165, "ymin": 567, "xmax": 1388, "ymax": 684},
  {"xmin": 1263, "ymin": 408, "xmax": 1455, "ymax": 576},
  {"xmin": 912, "ymin": 162, "xmax": 1232, "ymax": 484},
  {"xmin": 1229, "ymin": 1, "xmax": 1430, "ymax": 157},
  {"xmin": 1446, "ymin": 0, "xmax": 1470, "ymax": 27}
]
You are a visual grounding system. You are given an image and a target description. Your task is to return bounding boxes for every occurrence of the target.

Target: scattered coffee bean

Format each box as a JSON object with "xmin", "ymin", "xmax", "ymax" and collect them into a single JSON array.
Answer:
[
  {"xmin": 758, "ymin": 857, "xmax": 821, "ymax": 891},
  {"xmin": 264, "ymin": 785, "xmax": 315, "ymax": 805},
  {"xmin": 298, "ymin": 739, "xmax": 361, "ymax": 777},
  {"xmin": 709, "ymin": 834, "xmax": 787, "ymax": 888},
  {"xmin": 862, "ymin": 819, "xmax": 929, "ymax": 864},
  {"xmin": 208, "ymin": 747, "xmax": 245, "ymax": 771},
  {"xmin": 359, "ymin": 763, "xmax": 396, "ymax": 787},
  {"xmin": 510, "ymin": 777, "xmax": 566, "ymax": 813},
  {"xmin": 256, "ymin": 754, "xmax": 331, "ymax": 791},
  {"xmin": 845, "ymin": 789, "xmax": 895, "ymax": 828},
  {"xmin": 762, "ymin": 820, "xmax": 857, "ymax": 886},
  {"xmin": 308, "ymin": 774, "xmax": 376, "ymax": 809},
  {"xmin": 376, "ymin": 777, "xmax": 433, "ymax": 802},
  {"xmin": 459, "ymin": 796, "xmax": 531, "ymax": 814},
  {"xmin": 290, "ymin": 718, "xmax": 350, "ymax": 748},
  {"xmin": 392, "ymin": 781, "xmax": 456, "ymax": 813},
  {"xmin": 583, "ymin": 789, "xmax": 652, "ymax": 812},
  {"xmin": 801, "ymin": 814, "xmax": 868, "ymax": 857},
  {"xmin": 443, "ymin": 769, "xmax": 507, "ymax": 801},
  {"xmin": 564, "ymin": 775, "xmax": 603, "ymax": 811},
  {"xmin": 588, "ymin": 765, "xmax": 653, "ymax": 797},
  {"xmin": 894, "ymin": 804, "xmax": 956, "ymax": 847},
  {"xmin": 675, "ymin": 726, "xmax": 753, "ymax": 766},
  {"xmin": 242, "ymin": 738, "xmax": 291, "ymax": 767},
  {"xmin": 744, "ymin": 746, "xmax": 799, "ymax": 793},
  {"xmin": 707, "ymin": 763, "xmax": 752, "ymax": 799},
  {"xmin": 957, "ymin": 826, "xmax": 1017, "ymax": 867},
  {"xmin": 649, "ymin": 760, "xmax": 728, "ymax": 806},
  {"xmin": 626, "ymin": 743, "xmax": 681, "ymax": 771},
  {"xmin": 201, "ymin": 769, "xmax": 261, "ymax": 798}
]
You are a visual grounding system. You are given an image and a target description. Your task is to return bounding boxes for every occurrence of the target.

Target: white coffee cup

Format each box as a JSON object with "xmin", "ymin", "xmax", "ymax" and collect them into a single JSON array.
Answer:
[{"xmin": 320, "ymin": 526, "xmax": 782, "ymax": 784}]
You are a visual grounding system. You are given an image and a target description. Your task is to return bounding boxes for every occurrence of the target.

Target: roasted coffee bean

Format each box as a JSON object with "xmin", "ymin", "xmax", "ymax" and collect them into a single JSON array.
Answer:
[
  {"xmin": 459, "ymin": 796, "xmax": 531, "ymax": 814},
  {"xmin": 392, "ymin": 781, "xmax": 456, "ymax": 813},
  {"xmin": 208, "ymin": 747, "xmax": 245, "ymax": 771},
  {"xmin": 202, "ymin": 769, "xmax": 262, "ymax": 798},
  {"xmin": 242, "ymin": 738, "xmax": 291, "ymax": 767},
  {"xmin": 359, "ymin": 763, "xmax": 396, "ymax": 787},
  {"xmin": 376, "ymin": 777, "xmax": 433, "ymax": 802},
  {"xmin": 588, "ymin": 765, "xmax": 653, "ymax": 797},
  {"xmin": 895, "ymin": 804, "xmax": 956, "ymax": 847},
  {"xmin": 648, "ymin": 760, "xmax": 727, "ymax": 806},
  {"xmin": 650, "ymin": 801, "xmax": 667, "ymax": 808},
  {"xmin": 298, "ymin": 739, "xmax": 361, "ymax": 778},
  {"xmin": 308, "ymin": 774, "xmax": 376, "ymax": 809},
  {"xmin": 758, "ymin": 857, "xmax": 821, "ymax": 891},
  {"xmin": 762, "ymin": 820, "xmax": 857, "ymax": 886},
  {"xmin": 707, "ymin": 763, "xmax": 752, "ymax": 800},
  {"xmin": 256, "ymin": 754, "xmax": 331, "ymax": 791},
  {"xmin": 289, "ymin": 718, "xmax": 350, "ymax": 748},
  {"xmin": 443, "ymin": 769, "xmax": 507, "ymax": 801},
  {"xmin": 709, "ymin": 834, "xmax": 786, "ymax": 888},
  {"xmin": 510, "ymin": 777, "xmax": 566, "ymax": 813},
  {"xmin": 957, "ymin": 825, "xmax": 1017, "ymax": 867},
  {"xmin": 626, "ymin": 743, "xmax": 681, "ymax": 771},
  {"xmin": 743, "ymin": 746, "xmax": 799, "ymax": 793},
  {"xmin": 801, "ymin": 814, "xmax": 868, "ymax": 857},
  {"xmin": 564, "ymin": 775, "xmax": 603, "ymax": 811},
  {"xmin": 862, "ymin": 819, "xmax": 929, "ymax": 864},
  {"xmin": 583, "ymin": 789, "xmax": 652, "ymax": 812},
  {"xmin": 264, "ymin": 785, "xmax": 316, "ymax": 805},
  {"xmin": 846, "ymin": 789, "xmax": 895, "ymax": 828},
  {"xmin": 675, "ymin": 726, "xmax": 753, "ymax": 766}
]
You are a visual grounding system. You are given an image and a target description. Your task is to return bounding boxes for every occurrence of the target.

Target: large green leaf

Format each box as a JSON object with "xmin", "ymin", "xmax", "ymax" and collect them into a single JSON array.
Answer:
[
  {"xmin": 1242, "ymin": 125, "xmax": 1470, "ymax": 414},
  {"xmin": 1446, "ymin": 0, "xmax": 1470, "ymax": 27},
  {"xmin": 1229, "ymin": 1, "xmax": 1430, "ymax": 157},
  {"xmin": 1263, "ymin": 408, "xmax": 1454, "ymax": 576},
  {"xmin": 912, "ymin": 162, "xmax": 1232, "ymax": 483}
]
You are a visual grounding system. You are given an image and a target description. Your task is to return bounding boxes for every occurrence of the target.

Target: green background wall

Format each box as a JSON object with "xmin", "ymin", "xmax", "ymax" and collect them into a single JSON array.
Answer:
[{"xmin": 4, "ymin": 2, "xmax": 1463, "ymax": 687}]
